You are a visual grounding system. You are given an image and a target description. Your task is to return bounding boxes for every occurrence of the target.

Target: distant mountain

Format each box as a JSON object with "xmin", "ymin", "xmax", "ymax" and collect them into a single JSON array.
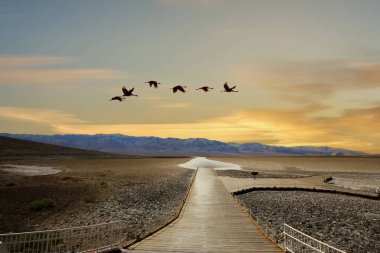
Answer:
[
  {"xmin": 0, "ymin": 133, "xmax": 367, "ymax": 156},
  {"xmin": 0, "ymin": 135, "xmax": 123, "ymax": 159}
]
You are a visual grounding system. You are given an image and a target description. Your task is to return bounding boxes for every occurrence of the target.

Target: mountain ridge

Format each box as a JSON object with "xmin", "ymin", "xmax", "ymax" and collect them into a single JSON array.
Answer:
[
  {"xmin": 0, "ymin": 133, "xmax": 367, "ymax": 156},
  {"xmin": 0, "ymin": 135, "xmax": 124, "ymax": 159}
]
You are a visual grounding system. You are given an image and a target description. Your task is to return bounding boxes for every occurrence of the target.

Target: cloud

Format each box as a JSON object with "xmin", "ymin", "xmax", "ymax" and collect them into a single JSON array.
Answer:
[
  {"xmin": 0, "ymin": 106, "xmax": 86, "ymax": 125},
  {"xmin": 55, "ymin": 106, "xmax": 380, "ymax": 153},
  {"xmin": 0, "ymin": 55, "xmax": 74, "ymax": 68},
  {"xmin": 237, "ymin": 60, "xmax": 380, "ymax": 92},
  {"xmin": 142, "ymin": 96, "xmax": 165, "ymax": 101},
  {"xmin": 158, "ymin": 103, "xmax": 192, "ymax": 109},
  {"xmin": 0, "ymin": 55, "xmax": 125, "ymax": 86},
  {"xmin": 0, "ymin": 69, "xmax": 123, "ymax": 85},
  {"xmin": 234, "ymin": 59, "xmax": 380, "ymax": 115}
]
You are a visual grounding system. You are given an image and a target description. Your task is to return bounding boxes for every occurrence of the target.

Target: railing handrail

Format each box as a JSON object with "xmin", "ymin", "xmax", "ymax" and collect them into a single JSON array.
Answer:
[
  {"xmin": 233, "ymin": 195, "xmax": 346, "ymax": 253},
  {"xmin": 284, "ymin": 223, "xmax": 346, "ymax": 253}
]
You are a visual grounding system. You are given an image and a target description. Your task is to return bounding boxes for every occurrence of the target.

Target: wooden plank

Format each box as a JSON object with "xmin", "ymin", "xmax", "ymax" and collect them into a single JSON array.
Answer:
[{"xmin": 128, "ymin": 168, "xmax": 282, "ymax": 252}]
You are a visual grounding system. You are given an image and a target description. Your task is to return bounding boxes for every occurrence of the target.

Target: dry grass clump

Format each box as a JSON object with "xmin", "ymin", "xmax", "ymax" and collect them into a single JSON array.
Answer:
[
  {"xmin": 28, "ymin": 198, "xmax": 56, "ymax": 211},
  {"xmin": 83, "ymin": 194, "xmax": 97, "ymax": 203},
  {"xmin": 99, "ymin": 181, "xmax": 108, "ymax": 188}
]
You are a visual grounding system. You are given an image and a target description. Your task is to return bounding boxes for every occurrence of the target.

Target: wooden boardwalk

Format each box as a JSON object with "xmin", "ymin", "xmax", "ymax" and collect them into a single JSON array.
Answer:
[{"xmin": 128, "ymin": 168, "xmax": 281, "ymax": 252}]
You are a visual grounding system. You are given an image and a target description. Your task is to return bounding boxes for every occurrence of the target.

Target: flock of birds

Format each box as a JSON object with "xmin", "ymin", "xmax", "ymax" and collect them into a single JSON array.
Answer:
[{"xmin": 109, "ymin": 81, "xmax": 238, "ymax": 102}]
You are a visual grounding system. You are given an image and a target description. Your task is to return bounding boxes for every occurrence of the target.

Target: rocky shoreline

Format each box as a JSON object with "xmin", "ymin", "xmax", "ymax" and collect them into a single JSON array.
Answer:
[
  {"xmin": 39, "ymin": 169, "xmax": 195, "ymax": 240},
  {"xmin": 237, "ymin": 191, "xmax": 380, "ymax": 253}
]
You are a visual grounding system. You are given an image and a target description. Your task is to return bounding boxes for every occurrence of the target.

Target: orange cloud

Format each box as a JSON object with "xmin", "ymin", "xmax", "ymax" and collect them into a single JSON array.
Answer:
[
  {"xmin": 0, "ymin": 69, "xmax": 123, "ymax": 85},
  {"xmin": 0, "ymin": 55, "xmax": 74, "ymax": 68},
  {"xmin": 233, "ymin": 59, "xmax": 380, "ymax": 117},
  {"xmin": 238, "ymin": 60, "xmax": 380, "ymax": 89},
  {"xmin": 142, "ymin": 96, "xmax": 165, "ymax": 101},
  {"xmin": 0, "ymin": 107, "xmax": 86, "ymax": 125},
  {"xmin": 158, "ymin": 103, "xmax": 192, "ymax": 109},
  {"xmin": 0, "ymin": 55, "xmax": 125, "ymax": 86}
]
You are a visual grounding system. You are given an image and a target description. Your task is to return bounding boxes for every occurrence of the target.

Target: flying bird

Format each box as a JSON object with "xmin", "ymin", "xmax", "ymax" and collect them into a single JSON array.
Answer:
[
  {"xmin": 145, "ymin": 80, "xmax": 161, "ymax": 88},
  {"xmin": 196, "ymin": 86, "xmax": 213, "ymax": 92},
  {"xmin": 122, "ymin": 86, "xmax": 138, "ymax": 97},
  {"xmin": 171, "ymin": 85, "xmax": 187, "ymax": 93},
  {"xmin": 109, "ymin": 96, "xmax": 125, "ymax": 102},
  {"xmin": 221, "ymin": 82, "xmax": 238, "ymax": 92}
]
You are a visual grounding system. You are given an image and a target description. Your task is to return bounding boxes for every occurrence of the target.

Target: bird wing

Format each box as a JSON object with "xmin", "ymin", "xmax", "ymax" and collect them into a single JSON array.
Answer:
[
  {"xmin": 231, "ymin": 85, "xmax": 236, "ymax": 89},
  {"xmin": 129, "ymin": 87, "xmax": 134, "ymax": 93},
  {"xmin": 223, "ymin": 83, "xmax": 229, "ymax": 90},
  {"xmin": 122, "ymin": 86, "xmax": 128, "ymax": 95},
  {"xmin": 178, "ymin": 86, "xmax": 186, "ymax": 92}
]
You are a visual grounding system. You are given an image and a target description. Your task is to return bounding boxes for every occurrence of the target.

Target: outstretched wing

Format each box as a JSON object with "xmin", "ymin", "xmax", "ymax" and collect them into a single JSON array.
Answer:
[
  {"xmin": 129, "ymin": 87, "xmax": 134, "ymax": 93},
  {"xmin": 178, "ymin": 86, "xmax": 186, "ymax": 92},
  {"xmin": 223, "ymin": 82, "xmax": 229, "ymax": 90},
  {"xmin": 231, "ymin": 85, "xmax": 236, "ymax": 89},
  {"xmin": 122, "ymin": 86, "xmax": 128, "ymax": 95}
]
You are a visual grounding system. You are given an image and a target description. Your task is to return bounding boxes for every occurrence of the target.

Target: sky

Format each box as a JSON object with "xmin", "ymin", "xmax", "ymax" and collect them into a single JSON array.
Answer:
[{"xmin": 1, "ymin": 0, "xmax": 380, "ymax": 153}]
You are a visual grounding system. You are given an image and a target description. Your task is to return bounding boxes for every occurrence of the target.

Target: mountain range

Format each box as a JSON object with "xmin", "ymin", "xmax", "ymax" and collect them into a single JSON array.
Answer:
[
  {"xmin": 0, "ymin": 133, "xmax": 367, "ymax": 156},
  {"xmin": 0, "ymin": 135, "xmax": 122, "ymax": 159}
]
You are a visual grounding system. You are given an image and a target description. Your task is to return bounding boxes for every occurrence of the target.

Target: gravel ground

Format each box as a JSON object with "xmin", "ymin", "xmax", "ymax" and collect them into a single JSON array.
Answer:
[
  {"xmin": 40, "ymin": 170, "xmax": 195, "ymax": 240},
  {"xmin": 329, "ymin": 177, "xmax": 380, "ymax": 193},
  {"xmin": 217, "ymin": 169, "xmax": 310, "ymax": 178},
  {"xmin": 237, "ymin": 191, "xmax": 380, "ymax": 253}
]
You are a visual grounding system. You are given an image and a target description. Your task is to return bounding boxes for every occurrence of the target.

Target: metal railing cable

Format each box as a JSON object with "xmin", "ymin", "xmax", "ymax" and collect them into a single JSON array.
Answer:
[
  {"xmin": 0, "ymin": 220, "xmax": 127, "ymax": 253},
  {"xmin": 234, "ymin": 196, "xmax": 346, "ymax": 253},
  {"xmin": 283, "ymin": 223, "xmax": 346, "ymax": 253}
]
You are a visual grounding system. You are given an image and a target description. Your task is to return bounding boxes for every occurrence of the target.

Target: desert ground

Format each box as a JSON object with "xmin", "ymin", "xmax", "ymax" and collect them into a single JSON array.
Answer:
[
  {"xmin": 1, "ymin": 155, "xmax": 380, "ymax": 252},
  {"xmin": 0, "ymin": 157, "xmax": 194, "ymax": 242}
]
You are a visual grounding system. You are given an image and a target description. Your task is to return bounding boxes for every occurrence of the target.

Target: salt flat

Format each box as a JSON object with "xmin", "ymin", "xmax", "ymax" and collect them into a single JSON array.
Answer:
[
  {"xmin": 179, "ymin": 157, "xmax": 242, "ymax": 170},
  {"xmin": 0, "ymin": 164, "xmax": 62, "ymax": 176}
]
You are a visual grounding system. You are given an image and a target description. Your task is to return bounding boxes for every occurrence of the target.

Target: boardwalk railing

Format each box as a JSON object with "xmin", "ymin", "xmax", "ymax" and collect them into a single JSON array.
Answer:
[
  {"xmin": 234, "ymin": 197, "xmax": 280, "ymax": 244},
  {"xmin": 0, "ymin": 221, "xmax": 127, "ymax": 253},
  {"xmin": 234, "ymin": 196, "xmax": 346, "ymax": 253},
  {"xmin": 283, "ymin": 223, "xmax": 346, "ymax": 253}
]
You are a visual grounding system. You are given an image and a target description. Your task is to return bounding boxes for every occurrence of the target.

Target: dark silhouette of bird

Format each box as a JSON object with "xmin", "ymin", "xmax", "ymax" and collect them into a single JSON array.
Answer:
[
  {"xmin": 109, "ymin": 96, "xmax": 125, "ymax": 102},
  {"xmin": 122, "ymin": 86, "xmax": 138, "ymax": 97},
  {"xmin": 145, "ymin": 80, "xmax": 161, "ymax": 88},
  {"xmin": 171, "ymin": 85, "xmax": 187, "ymax": 93},
  {"xmin": 196, "ymin": 86, "xmax": 213, "ymax": 92},
  {"xmin": 221, "ymin": 82, "xmax": 238, "ymax": 92}
]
